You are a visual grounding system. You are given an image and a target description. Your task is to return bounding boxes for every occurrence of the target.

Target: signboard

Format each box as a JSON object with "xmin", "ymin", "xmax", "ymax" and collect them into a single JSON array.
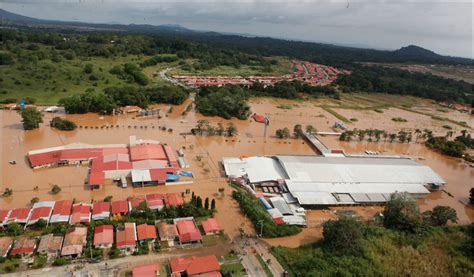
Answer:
[{"xmin": 19, "ymin": 99, "xmax": 25, "ymax": 109}]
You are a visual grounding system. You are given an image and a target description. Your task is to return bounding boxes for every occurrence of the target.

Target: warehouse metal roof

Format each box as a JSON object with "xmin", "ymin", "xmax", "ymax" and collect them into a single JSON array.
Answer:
[{"xmin": 222, "ymin": 156, "xmax": 288, "ymax": 183}]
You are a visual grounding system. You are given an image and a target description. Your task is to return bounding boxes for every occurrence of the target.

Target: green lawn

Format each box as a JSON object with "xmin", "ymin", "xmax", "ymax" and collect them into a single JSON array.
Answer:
[{"xmin": 220, "ymin": 252, "xmax": 246, "ymax": 277}]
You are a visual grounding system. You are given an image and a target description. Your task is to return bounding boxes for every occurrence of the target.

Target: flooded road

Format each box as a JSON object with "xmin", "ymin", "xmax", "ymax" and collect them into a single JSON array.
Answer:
[{"xmin": 1, "ymin": 95, "xmax": 472, "ymax": 247}]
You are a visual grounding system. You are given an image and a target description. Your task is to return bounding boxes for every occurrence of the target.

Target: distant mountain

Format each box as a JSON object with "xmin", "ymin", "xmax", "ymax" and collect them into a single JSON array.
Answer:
[
  {"xmin": 0, "ymin": 8, "xmax": 471, "ymax": 65},
  {"xmin": 394, "ymin": 45, "xmax": 441, "ymax": 58}
]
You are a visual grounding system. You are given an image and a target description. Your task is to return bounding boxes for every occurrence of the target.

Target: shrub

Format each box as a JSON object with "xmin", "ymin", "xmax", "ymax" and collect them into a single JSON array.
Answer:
[{"xmin": 50, "ymin": 117, "xmax": 77, "ymax": 131}]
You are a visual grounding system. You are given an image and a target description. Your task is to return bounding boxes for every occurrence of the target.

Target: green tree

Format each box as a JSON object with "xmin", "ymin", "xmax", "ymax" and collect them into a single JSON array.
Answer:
[
  {"xmin": 424, "ymin": 206, "xmax": 458, "ymax": 226},
  {"xmin": 5, "ymin": 222, "xmax": 23, "ymax": 236},
  {"xmin": 83, "ymin": 63, "xmax": 94, "ymax": 74},
  {"xmin": 293, "ymin": 124, "xmax": 304, "ymax": 138},
  {"xmin": 51, "ymin": 184, "xmax": 61, "ymax": 195},
  {"xmin": 383, "ymin": 192, "xmax": 423, "ymax": 233},
  {"xmin": 226, "ymin": 123, "xmax": 238, "ymax": 137},
  {"xmin": 275, "ymin": 128, "xmax": 290, "ymax": 139},
  {"xmin": 323, "ymin": 217, "xmax": 365, "ymax": 256},
  {"xmin": 204, "ymin": 197, "xmax": 209, "ymax": 210},
  {"xmin": 305, "ymin": 125, "xmax": 316, "ymax": 135},
  {"xmin": 30, "ymin": 197, "xmax": 39, "ymax": 205},
  {"xmin": 19, "ymin": 107, "xmax": 43, "ymax": 130},
  {"xmin": 211, "ymin": 199, "xmax": 216, "ymax": 210},
  {"xmin": 2, "ymin": 188, "xmax": 12, "ymax": 197}
]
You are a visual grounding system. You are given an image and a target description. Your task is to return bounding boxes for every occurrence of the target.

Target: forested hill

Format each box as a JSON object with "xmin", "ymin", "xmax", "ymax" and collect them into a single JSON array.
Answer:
[{"xmin": 0, "ymin": 8, "xmax": 472, "ymax": 66}]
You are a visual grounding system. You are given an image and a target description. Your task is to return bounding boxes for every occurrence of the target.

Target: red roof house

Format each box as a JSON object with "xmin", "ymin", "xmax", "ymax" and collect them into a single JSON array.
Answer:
[
  {"xmin": 111, "ymin": 200, "xmax": 130, "ymax": 215},
  {"xmin": 7, "ymin": 208, "xmax": 31, "ymax": 224},
  {"xmin": 164, "ymin": 193, "xmax": 184, "ymax": 207},
  {"xmin": 94, "ymin": 225, "xmax": 114, "ymax": 248},
  {"xmin": 146, "ymin": 194, "xmax": 165, "ymax": 210},
  {"xmin": 130, "ymin": 144, "xmax": 167, "ymax": 161},
  {"xmin": 0, "ymin": 237, "xmax": 13, "ymax": 257},
  {"xmin": 170, "ymin": 255, "xmax": 221, "ymax": 277},
  {"xmin": 92, "ymin": 201, "xmax": 111, "ymax": 221},
  {"xmin": 137, "ymin": 224, "xmax": 157, "ymax": 242},
  {"xmin": 202, "ymin": 218, "xmax": 221, "ymax": 235},
  {"xmin": 132, "ymin": 263, "xmax": 160, "ymax": 277},
  {"xmin": 61, "ymin": 227, "xmax": 87, "ymax": 257},
  {"xmin": 27, "ymin": 201, "xmax": 55, "ymax": 226},
  {"xmin": 69, "ymin": 203, "xmax": 92, "ymax": 224},
  {"xmin": 0, "ymin": 209, "xmax": 11, "ymax": 227},
  {"xmin": 10, "ymin": 237, "xmax": 36, "ymax": 257},
  {"xmin": 174, "ymin": 218, "xmax": 202, "ymax": 244},
  {"xmin": 50, "ymin": 200, "xmax": 72, "ymax": 224},
  {"xmin": 128, "ymin": 196, "xmax": 146, "ymax": 210},
  {"xmin": 116, "ymin": 223, "xmax": 137, "ymax": 252}
]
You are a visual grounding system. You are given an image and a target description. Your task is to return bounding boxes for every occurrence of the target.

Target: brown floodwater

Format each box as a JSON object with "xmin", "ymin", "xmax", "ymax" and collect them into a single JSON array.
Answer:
[{"xmin": 1, "ymin": 96, "xmax": 472, "ymax": 248}]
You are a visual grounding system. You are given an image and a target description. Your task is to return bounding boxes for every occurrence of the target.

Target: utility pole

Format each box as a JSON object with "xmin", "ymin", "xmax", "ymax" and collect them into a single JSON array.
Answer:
[{"xmin": 263, "ymin": 117, "xmax": 270, "ymax": 139}]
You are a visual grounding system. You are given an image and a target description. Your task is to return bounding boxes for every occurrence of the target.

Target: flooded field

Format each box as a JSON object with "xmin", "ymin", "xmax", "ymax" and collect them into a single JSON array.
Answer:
[{"xmin": 1, "ymin": 94, "xmax": 472, "ymax": 247}]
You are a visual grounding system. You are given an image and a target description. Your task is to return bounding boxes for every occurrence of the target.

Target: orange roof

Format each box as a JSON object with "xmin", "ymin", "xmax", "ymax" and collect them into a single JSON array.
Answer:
[
  {"xmin": 94, "ymin": 225, "xmax": 114, "ymax": 246},
  {"xmin": 116, "ymin": 223, "xmax": 137, "ymax": 248},
  {"xmin": 202, "ymin": 218, "xmax": 221, "ymax": 234},
  {"xmin": 176, "ymin": 219, "xmax": 202, "ymax": 243},
  {"xmin": 130, "ymin": 144, "xmax": 167, "ymax": 161},
  {"xmin": 170, "ymin": 255, "xmax": 221, "ymax": 276},
  {"xmin": 111, "ymin": 200, "xmax": 129, "ymax": 214},
  {"xmin": 52, "ymin": 200, "xmax": 72, "ymax": 217},
  {"xmin": 165, "ymin": 193, "xmax": 184, "ymax": 207},
  {"xmin": 10, "ymin": 237, "xmax": 36, "ymax": 256},
  {"xmin": 137, "ymin": 224, "xmax": 157, "ymax": 241},
  {"xmin": 132, "ymin": 263, "xmax": 160, "ymax": 277}
]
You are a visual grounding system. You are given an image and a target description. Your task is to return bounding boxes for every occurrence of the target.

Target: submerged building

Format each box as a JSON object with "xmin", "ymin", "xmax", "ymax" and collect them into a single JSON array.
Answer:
[{"xmin": 223, "ymin": 155, "xmax": 445, "ymax": 206}]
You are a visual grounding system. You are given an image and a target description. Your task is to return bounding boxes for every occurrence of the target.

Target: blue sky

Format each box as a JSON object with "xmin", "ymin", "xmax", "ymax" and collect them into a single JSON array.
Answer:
[{"xmin": 1, "ymin": 0, "xmax": 472, "ymax": 58}]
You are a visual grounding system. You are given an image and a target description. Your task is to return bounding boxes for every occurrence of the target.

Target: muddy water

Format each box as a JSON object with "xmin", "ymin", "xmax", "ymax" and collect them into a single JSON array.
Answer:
[{"xmin": 1, "ymin": 96, "xmax": 472, "ymax": 248}]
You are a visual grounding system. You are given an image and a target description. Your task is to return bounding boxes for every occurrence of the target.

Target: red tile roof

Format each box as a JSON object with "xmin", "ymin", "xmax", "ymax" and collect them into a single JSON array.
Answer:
[
  {"xmin": 128, "ymin": 196, "xmax": 146, "ymax": 210},
  {"xmin": 69, "ymin": 203, "xmax": 91, "ymax": 224},
  {"xmin": 164, "ymin": 193, "xmax": 184, "ymax": 207},
  {"xmin": 202, "ymin": 218, "xmax": 221, "ymax": 234},
  {"xmin": 92, "ymin": 201, "xmax": 110, "ymax": 215},
  {"xmin": 88, "ymin": 171, "xmax": 105, "ymax": 185},
  {"xmin": 111, "ymin": 200, "xmax": 129, "ymax": 214},
  {"xmin": 146, "ymin": 193, "xmax": 165, "ymax": 201},
  {"xmin": 130, "ymin": 144, "xmax": 167, "ymax": 161},
  {"xmin": 10, "ymin": 237, "xmax": 36, "ymax": 256},
  {"xmin": 149, "ymin": 168, "xmax": 169, "ymax": 182},
  {"xmin": 28, "ymin": 150, "xmax": 62, "ymax": 167},
  {"xmin": 0, "ymin": 210, "xmax": 11, "ymax": 224},
  {"xmin": 132, "ymin": 263, "xmax": 160, "ymax": 277},
  {"xmin": 176, "ymin": 219, "xmax": 202, "ymax": 243},
  {"xmin": 52, "ymin": 200, "xmax": 72, "ymax": 217},
  {"xmin": 116, "ymin": 223, "xmax": 137, "ymax": 248},
  {"xmin": 8, "ymin": 208, "xmax": 30, "ymax": 223},
  {"xmin": 94, "ymin": 225, "xmax": 114, "ymax": 246},
  {"xmin": 170, "ymin": 255, "xmax": 221, "ymax": 276},
  {"xmin": 137, "ymin": 224, "xmax": 157, "ymax": 241},
  {"xmin": 29, "ymin": 207, "xmax": 52, "ymax": 222}
]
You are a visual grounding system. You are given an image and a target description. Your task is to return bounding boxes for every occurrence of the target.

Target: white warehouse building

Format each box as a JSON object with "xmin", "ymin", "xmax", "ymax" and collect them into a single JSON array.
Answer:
[{"xmin": 222, "ymin": 155, "xmax": 445, "ymax": 206}]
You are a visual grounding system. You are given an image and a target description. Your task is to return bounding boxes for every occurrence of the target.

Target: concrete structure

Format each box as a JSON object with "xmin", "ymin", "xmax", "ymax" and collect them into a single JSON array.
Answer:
[{"xmin": 223, "ymin": 155, "xmax": 445, "ymax": 206}]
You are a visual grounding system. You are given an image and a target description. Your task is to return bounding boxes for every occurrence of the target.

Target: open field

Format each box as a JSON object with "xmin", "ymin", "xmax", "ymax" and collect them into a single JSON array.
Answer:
[
  {"xmin": 0, "ymin": 93, "xmax": 473, "ymax": 248},
  {"xmin": 365, "ymin": 63, "xmax": 474, "ymax": 84}
]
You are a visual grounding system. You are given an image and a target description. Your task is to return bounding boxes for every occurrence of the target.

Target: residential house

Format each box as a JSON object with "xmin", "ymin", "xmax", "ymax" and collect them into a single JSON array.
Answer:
[
  {"xmin": 7, "ymin": 208, "xmax": 31, "ymax": 225},
  {"xmin": 92, "ymin": 201, "xmax": 110, "ymax": 221},
  {"xmin": 0, "ymin": 237, "xmax": 13, "ymax": 257},
  {"xmin": 170, "ymin": 255, "xmax": 221, "ymax": 277},
  {"xmin": 146, "ymin": 194, "xmax": 165, "ymax": 210},
  {"xmin": 69, "ymin": 203, "xmax": 92, "ymax": 224},
  {"xmin": 27, "ymin": 201, "xmax": 55, "ymax": 226},
  {"xmin": 0, "ymin": 209, "xmax": 11, "ymax": 228},
  {"xmin": 61, "ymin": 227, "xmax": 87, "ymax": 258},
  {"xmin": 10, "ymin": 237, "xmax": 36, "ymax": 257},
  {"xmin": 49, "ymin": 200, "xmax": 72, "ymax": 224},
  {"xmin": 137, "ymin": 224, "xmax": 157, "ymax": 243},
  {"xmin": 157, "ymin": 222, "xmax": 179, "ymax": 247},
  {"xmin": 132, "ymin": 263, "xmax": 161, "ymax": 277},
  {"xmin": 202, "ymin": 218, "xmax": 221, "ymax": 235},
  {"xmin": 174, "ymin": 218, "xmax": 202, "ymax": 245},
  {"xmin": 111, "ymin": 200, "xmax": 129, "ymax": 217},
  {"xmin": 37, "ymin": 234, "xmax": 63, "ymax": 258},
  {"xmin": 116, "ymin": 222, "xmax": 137, "ymax": 254},
  {"xmin": 164, "ymin": 193, "xmax": 184, "ymax": 207},
  {"xmin": 94, "ymin": 225, "xmax": 114, "ymax": 249}
]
